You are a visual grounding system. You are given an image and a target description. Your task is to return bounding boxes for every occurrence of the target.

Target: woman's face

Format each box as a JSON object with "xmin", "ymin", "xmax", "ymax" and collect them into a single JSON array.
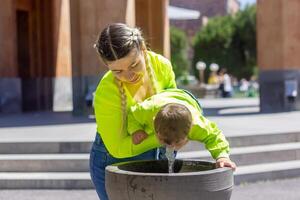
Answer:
[{"xmin": 106, "ymin": 48, "xmax": 146, "ymax": 84}]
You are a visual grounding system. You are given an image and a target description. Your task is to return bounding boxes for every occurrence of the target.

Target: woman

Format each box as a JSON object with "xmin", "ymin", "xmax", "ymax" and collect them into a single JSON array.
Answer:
[{"xmin": 90, "ymin": 23, "xmax": 177, "ymax": 200}]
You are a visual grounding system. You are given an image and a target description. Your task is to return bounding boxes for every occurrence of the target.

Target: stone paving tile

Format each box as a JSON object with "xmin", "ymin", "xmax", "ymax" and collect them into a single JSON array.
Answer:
[{"xmin": 1, "ymin": 177, "xmax": 300, "ymax": 200}]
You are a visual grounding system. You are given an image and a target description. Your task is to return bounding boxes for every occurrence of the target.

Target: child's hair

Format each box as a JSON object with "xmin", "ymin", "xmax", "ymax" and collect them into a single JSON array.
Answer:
[
  {"xmin": 94, "ymin": 23, "xmax": 158, "ymax": 132},
  {"xmin": 154, "ymin": 103, "xmax": 192, "ymax": 145}
]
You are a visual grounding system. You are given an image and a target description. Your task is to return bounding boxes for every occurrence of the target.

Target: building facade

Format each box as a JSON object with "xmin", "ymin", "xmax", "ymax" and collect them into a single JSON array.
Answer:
[{"xmin": 0, "ymin": 0, "xmax": 170, "ymax": 114}]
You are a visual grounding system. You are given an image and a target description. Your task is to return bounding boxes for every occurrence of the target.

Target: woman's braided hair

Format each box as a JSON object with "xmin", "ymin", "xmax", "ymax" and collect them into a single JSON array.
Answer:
[{"xmin": 94, "ymin": 23, "xmax": 158, "ymax": 132}]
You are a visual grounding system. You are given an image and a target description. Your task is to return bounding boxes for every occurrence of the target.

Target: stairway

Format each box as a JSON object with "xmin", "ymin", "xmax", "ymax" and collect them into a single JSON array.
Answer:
[
  {"xmin": 0, "ymin": 141, "xmax": 93, "ymax": 189},
  {"xmin": 178, "ymin": 131, "xmax": 300, "ymax": 185},
  {"xmin": 1, "ymin": 131, "xmax": 300, "ymax": 188}
]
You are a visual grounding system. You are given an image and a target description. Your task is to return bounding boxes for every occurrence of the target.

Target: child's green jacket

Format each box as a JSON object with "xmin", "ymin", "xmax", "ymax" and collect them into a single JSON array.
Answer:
[{"xmin": 128, "ymin": 89, "xmax": 230, "ymax": 159}]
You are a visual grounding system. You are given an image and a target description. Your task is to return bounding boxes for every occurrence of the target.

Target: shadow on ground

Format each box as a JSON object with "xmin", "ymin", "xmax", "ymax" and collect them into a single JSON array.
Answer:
[
  {"xmin": 0, "ymin": 112, "xmax": 95, "ymax": 128},
  {"xmin": 203, "ymin": 105, "xmax": 261, "ymax": 117}
]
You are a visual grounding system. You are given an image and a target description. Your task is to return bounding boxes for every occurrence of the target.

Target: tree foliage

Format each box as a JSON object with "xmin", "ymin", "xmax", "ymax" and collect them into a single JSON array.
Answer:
[
  {"xmin": 170, "ymin": 26, "xmax": 189, "ymax": 78},
  {"xmin": 193, "ymin": 5, "xmax": 257, "ymax": 80}
]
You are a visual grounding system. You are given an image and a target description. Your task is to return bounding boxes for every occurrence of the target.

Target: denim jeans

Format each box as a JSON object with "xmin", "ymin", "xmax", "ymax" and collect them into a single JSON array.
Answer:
[{"xmin": 89, "ymin": 133, "xmax": 157, "ymax": 200}]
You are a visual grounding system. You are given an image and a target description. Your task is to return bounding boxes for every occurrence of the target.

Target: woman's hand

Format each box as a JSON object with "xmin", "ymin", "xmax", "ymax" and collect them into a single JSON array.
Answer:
[
  {"xmin": 216, "ymin": 157, "xmax": 236, "ymax": 171},
  {"xmin": 132, "ymin": 130, "xmax": 148, "ymax": 145}
]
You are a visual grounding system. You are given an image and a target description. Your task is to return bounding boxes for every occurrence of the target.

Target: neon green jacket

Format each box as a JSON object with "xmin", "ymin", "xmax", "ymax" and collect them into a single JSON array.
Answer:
[
  {"xmin": 128, "ymin": 89, "xmax": 230, "ymax": 159},
  {"xmin": 93, "ymin": 51, "xmax": 176, "ymax": 158}
]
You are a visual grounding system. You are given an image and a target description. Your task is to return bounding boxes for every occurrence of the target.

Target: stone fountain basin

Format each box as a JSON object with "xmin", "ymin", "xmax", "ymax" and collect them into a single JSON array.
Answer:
[{"xmin": 105, "ymin": 160, "xmax": 233, "ymax": 200}]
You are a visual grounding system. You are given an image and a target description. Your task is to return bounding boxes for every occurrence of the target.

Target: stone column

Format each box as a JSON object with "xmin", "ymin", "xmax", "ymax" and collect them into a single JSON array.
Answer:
[
  {"xmin": 69, "ymin": 0, "xmax": 136, "ymax": 115},
  {"xmin": 257, "ymin": 0, "xmax": 300, "ymax": 112},
  {"xmin": 136, "ymin": 0, "xmax": 170, "ymax": 58},
  {"xmin": 0, "ymin": 0, "xmax": 21, "ymax": 113},
  {"xmin": 52, "ymin": 0, "xmax": 73, "ymax": 111}
]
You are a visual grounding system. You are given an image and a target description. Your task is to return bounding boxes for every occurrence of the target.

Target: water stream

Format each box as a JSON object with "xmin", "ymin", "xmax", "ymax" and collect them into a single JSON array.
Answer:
[{"xmin": 165, "ymin": 147, "xmax": 175, "ymax": 173}]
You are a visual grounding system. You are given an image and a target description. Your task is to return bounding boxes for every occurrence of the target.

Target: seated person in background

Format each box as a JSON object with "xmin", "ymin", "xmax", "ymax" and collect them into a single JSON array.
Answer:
[{"xmin": 128, "ymin": 88, "xmax": 236, "ymax": 170}]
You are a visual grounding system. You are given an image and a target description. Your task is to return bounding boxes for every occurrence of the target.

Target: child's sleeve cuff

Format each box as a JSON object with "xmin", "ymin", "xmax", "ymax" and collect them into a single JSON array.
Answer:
[{"xmin": 215, "ymin": 152, "xmax": 230, "ymax": 159}]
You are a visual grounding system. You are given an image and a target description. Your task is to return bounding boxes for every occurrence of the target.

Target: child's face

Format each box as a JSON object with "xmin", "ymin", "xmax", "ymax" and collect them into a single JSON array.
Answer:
[{"xmin": 157, "ymin": 133, "xmax": 189, "ymax": 151}]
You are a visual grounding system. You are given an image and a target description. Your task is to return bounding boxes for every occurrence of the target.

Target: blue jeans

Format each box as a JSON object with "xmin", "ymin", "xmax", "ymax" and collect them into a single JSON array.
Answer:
[{"xmin": 89, "ymin": 133, "xmax": 157, "ymax": 200}]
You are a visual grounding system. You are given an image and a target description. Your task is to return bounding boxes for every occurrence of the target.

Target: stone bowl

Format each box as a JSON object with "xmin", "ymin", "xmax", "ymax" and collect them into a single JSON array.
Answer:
[{"xmin": 105, "ymin": 159, "xmax": 233, "ymax": 200}]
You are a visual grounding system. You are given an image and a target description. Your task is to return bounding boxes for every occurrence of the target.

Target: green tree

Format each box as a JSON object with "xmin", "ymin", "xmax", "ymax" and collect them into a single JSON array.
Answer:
[
  {"xmin": 193, "ymin": 5, "xmax": 257, "ymax": 80},
  {"xmin": 170, "ymin": 26, "xmax": 189, "ymax": 78},
  {"xmin": 233, "ymin": 5, "xmax": 257, "ymax": 78}
]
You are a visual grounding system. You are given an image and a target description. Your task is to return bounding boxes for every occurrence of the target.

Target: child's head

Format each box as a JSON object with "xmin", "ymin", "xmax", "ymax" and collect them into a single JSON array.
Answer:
[{"xmin": 154, "ymin": 103, "xmax": 192, "ymax": 150}]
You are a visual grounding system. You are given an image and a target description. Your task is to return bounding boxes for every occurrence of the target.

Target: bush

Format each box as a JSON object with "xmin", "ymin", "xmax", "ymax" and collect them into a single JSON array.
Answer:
[
  {"xmin": 193, "ymin": 5, "xmax": 257, "ymax": 80},
  {"xmin": 170, "ymin": 26, "xmax": 189, "ymax": 78}
]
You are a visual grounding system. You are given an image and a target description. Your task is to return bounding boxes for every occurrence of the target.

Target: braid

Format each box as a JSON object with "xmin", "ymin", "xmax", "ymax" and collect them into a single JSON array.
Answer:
[
  {"xmin": 144, "ymin": 51, "xmax": 158, "ymax": 95},
  {"xmin": 114, "ymin": 78, "xmax": 127, "ymax": 132},
  {"xmin": 107, "ymin": 26, "xmax": 118, "ymax": 60}
]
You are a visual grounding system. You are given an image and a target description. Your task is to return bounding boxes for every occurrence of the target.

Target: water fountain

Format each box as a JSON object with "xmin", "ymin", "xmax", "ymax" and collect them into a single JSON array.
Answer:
[{"xmin": 105, "ymin": 159, "xmax": 233, "ymax": 200}]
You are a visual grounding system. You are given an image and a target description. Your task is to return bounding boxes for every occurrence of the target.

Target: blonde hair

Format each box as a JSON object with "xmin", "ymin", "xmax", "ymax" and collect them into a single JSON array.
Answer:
[
  {"xmin": 95, "ymin": 23, "xmax": 159, "ymax": 132},
  {"xmin": 113, "ymin": 78, "xmax": 126, "ymax": 131},
  {"xmin": 115, "ymin": 50, "xmax": 158, "ymax": 133},
  {"xmin": 144, "ymin": 50, "xmax": 158, "ymax": 96}
]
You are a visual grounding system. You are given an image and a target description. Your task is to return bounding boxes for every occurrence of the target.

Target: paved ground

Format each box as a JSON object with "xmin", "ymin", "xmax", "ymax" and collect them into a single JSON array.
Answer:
[
  {"xmin": 231, "ymin": 177, "xmax": 300, "ymax": 200},
  {"xmin": 200, "ymin": 97, "xmax": 300, "ymax": 136},
  {"xmin": 0, "ymin": 177, "xmax": 300, "ymax": 200},
  {"xmin": 1, "ymin": 98, "xmax": 300, "ymax": 143},
  {"xmin": 0, "ymin": 112, "xmax": 96, "ymax": 142}
]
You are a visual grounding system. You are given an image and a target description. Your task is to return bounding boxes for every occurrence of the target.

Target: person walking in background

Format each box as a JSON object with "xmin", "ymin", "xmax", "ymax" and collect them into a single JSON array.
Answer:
[
  {"xmin": 239, "ymin": 78, "xmax": 249, "ymax": 97},
  {"xmin": 219, "ymin": 68, "xmax": 233, "ymax": 98},
  {"xmin": 247, "ymin": 75, "xmax": 259, "ymax": 97},
  {"xmin": 208, "ymin": 71, "xmax": 220, "ymax": 86},
  {"xmin": 90, "ymin": 23, "xmax": 177, "ymax": 200}
]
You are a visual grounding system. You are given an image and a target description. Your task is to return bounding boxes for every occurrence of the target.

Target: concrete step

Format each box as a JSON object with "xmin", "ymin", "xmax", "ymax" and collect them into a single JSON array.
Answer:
[
  {"xmin": 0, "ymin": 154, "xmax": 89, "ymax": 172},
  {"xmin": 179, "ymin": 131, "xmax": 300, "ymax": 152},
  {"xmin": 226, "ymin": 131, "xmax": 300, "ymax": 147},
  {"xmin": 0, "ymin": 172, "xmax": 93, "ymax": 189},
  {"xmin": 1, "ymin": 142, "xmax": 299, "ymax": 172},
  {"xmin": 234, "ymin": 160, "xmax": 300, "ymax": 185},
  {"xmin": 0, "ymin": 141, "xmax": 92, "ymax": 154},
  {"xmin": 2, "ymin": 160, "xmax": 300, "ymax": 189},
  {"xmin": 177, "ymin": 142, "xmax": 300, "ymax": 166},
  {"xmin": 1, "ymin": 131, "xmax": 299, "ymax": 155}
]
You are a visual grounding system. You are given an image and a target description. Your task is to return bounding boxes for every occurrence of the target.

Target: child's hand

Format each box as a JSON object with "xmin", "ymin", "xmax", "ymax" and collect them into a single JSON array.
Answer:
[
  {"xmin": 132, "ymin": 130, "xmax": 148, "ymax": 145},
  {"xmin": 216, "ymin": 157, "xmax": 236, "ymax": 171}
]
